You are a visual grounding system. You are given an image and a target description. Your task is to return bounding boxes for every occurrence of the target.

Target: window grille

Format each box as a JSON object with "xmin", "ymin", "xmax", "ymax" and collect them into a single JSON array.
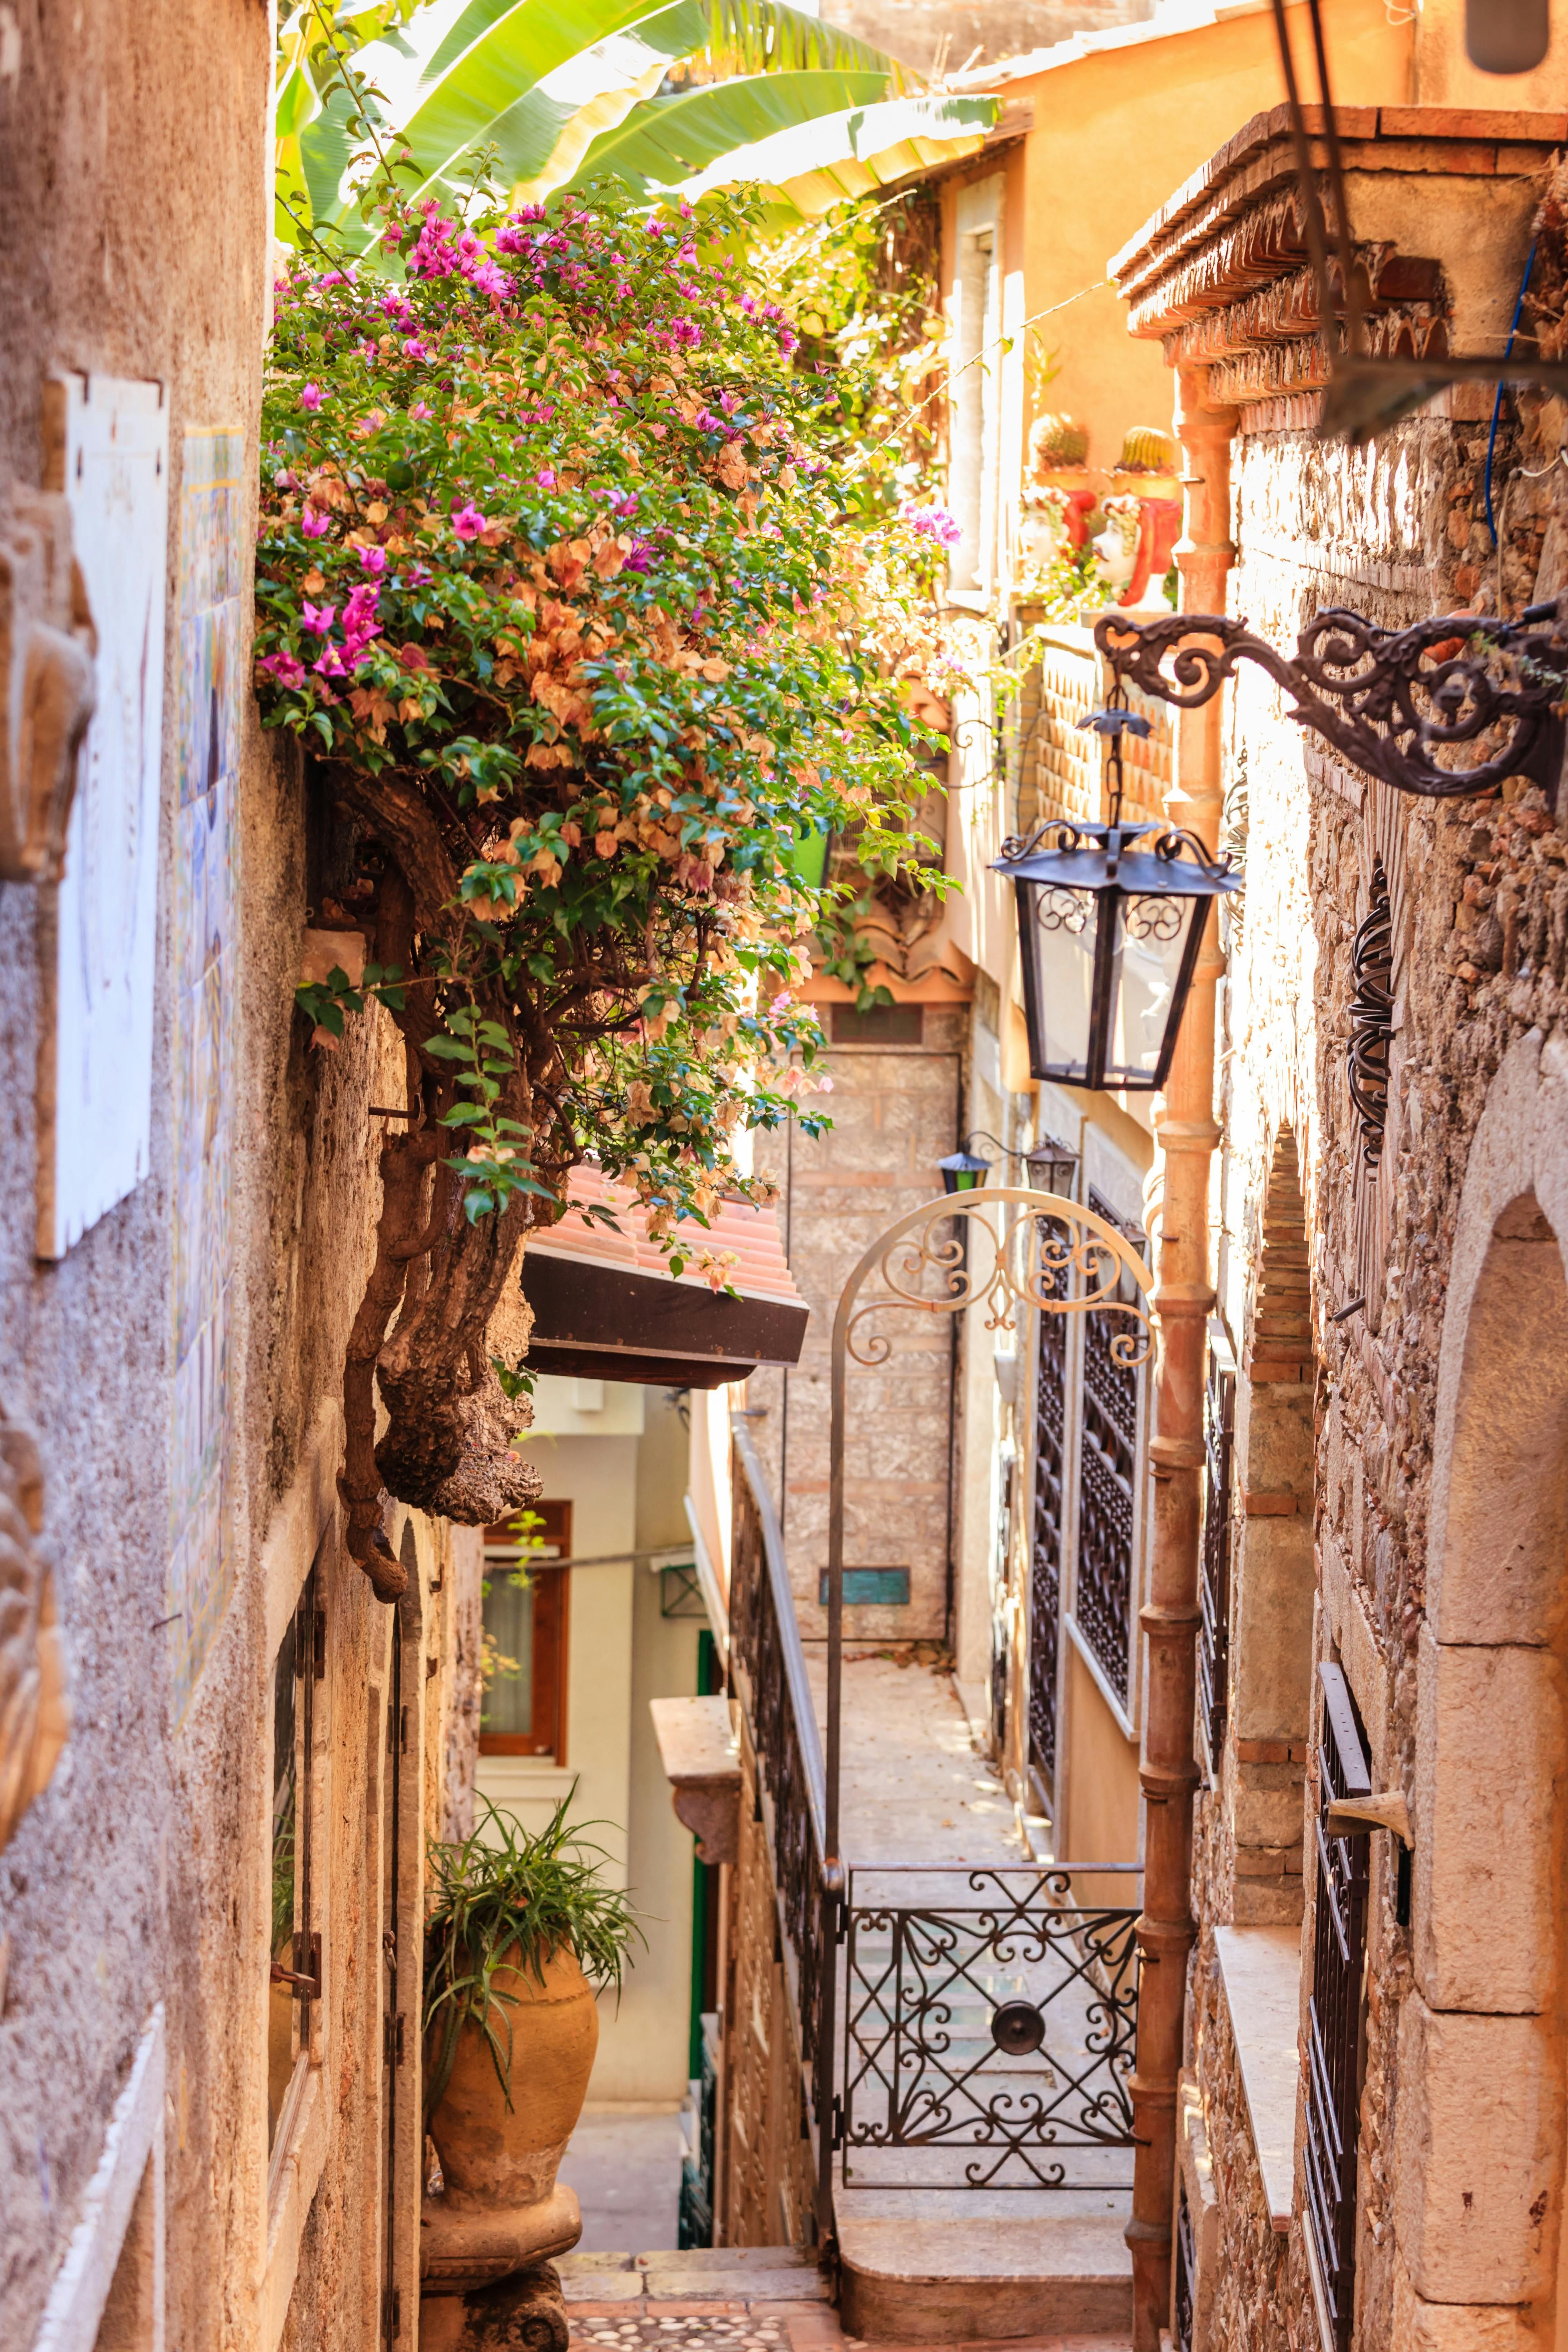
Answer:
[
  {"xmin": 1305, "ymin": 1661, "xmax": 1372, "ymax": 2351},
  {"xmin": 992, "ymin": 1449, "xmax": 1015, "ymax": 1757},
  {"xmin": 1173, "ymin": 2174, "xmax": 1197, "ymax": 2352},
  {"xmin": 1198, "ymin": 1327, "xmax": 1236, "ymax": 1772},
  {"xmin": 1074, "ymin": 1187, "xmax": 1148, "ymax": 1710},
  {"xmin": 1028, "ymin": 1240, "xmax": 1069, "ymax": 1786}
]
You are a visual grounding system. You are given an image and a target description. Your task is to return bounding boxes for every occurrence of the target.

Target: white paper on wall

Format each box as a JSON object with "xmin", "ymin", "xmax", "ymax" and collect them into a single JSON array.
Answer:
[{"xmin": 36, "ymin": 374, "xmax": 170, "ymax": 1260}]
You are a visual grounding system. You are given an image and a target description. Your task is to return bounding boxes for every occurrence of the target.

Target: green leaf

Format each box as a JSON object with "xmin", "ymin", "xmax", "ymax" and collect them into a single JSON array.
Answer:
[{"xmin": 624, "ymin": 88, "xmax": 999, "ymax": 212}]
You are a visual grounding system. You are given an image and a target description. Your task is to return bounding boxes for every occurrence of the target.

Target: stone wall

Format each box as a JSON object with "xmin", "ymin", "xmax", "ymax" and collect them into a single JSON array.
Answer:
[
  {"xmin": 748, "ymin": 1007, "xmax": 971, "ymax": 1648},
  {"xmin": 1186, "ymin": 367, "xmax": 1568, "ymax": 2349}
]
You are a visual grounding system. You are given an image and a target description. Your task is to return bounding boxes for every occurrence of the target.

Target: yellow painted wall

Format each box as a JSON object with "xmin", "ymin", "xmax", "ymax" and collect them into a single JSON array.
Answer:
[
  {"xmin": 1060, "ymin": 1640, "xmax": 1141, "ymax": 1901},
  {"xmin": 1413, "ymin": 0, "xmax": 1568, "ymax": 110},
  {"xmin": 1001, "ymin": 0, "xmax": 1415, "ymax": 485}
]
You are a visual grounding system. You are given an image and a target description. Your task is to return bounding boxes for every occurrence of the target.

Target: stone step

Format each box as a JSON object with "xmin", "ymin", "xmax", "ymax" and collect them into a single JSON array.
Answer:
[
  {"xmin": 559, "ymin": 2247, "xmax": 831, "ymax": 2305},
  {"xmin": 834, "ymin": 2213, "xmax": 1132, "ymax": 2344}
]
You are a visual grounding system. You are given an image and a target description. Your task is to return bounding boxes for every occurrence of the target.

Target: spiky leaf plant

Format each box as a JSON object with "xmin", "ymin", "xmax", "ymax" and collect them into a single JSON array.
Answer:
[{"xmin": 423, "ymin": 1793, "xmax": 643, "ymax": 2115}]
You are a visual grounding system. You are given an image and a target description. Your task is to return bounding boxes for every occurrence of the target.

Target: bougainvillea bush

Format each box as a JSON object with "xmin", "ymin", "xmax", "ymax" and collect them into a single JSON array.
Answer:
[{"xmin": 255, "ymin": 183, "xmax": 937, "ymax": 1596}]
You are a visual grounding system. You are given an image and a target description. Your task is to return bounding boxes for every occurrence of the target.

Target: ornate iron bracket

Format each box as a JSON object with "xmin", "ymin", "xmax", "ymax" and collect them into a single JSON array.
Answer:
[{"xmin": 1093, "ymin": 605, "xmax": 1568, "ymax": 800}]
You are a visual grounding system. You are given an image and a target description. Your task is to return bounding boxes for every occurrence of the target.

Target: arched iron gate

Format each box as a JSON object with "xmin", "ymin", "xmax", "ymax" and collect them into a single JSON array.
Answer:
[{"xmin": 730, "ymin": 1189, "xmax": 1151, "ymax": 2242}]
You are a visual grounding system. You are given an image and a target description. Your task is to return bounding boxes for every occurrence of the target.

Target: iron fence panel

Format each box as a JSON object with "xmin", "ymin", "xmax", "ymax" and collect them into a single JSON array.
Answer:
[{"xmin": 840, "ymin": 1865, "xmax": 1141, "ymax": 2192}]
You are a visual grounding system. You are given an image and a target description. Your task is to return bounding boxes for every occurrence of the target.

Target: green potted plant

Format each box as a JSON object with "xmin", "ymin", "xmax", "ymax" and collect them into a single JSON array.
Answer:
[{"xmin": 423, "ymin": 1795, "xmax": 640, "ymax": 2230}]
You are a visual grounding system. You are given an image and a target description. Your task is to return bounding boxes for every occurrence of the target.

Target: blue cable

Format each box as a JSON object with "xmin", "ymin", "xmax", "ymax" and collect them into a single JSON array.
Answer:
[{"xmin": 1485, "ymin": 238, "xmax": 1538, "ymax": 546}]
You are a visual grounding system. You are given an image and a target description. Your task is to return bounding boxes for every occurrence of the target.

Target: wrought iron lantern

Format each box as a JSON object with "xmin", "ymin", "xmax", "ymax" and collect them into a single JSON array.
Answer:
[
  {"xmin": 937, "ymin": 1140, "xmax": 995, "ymax": 1193},
  {"xmin": 1022, "ymin": 1134, "xmax": 1078, "ymax": 1199},
  {"xmin": 993, "ymin": 706, "xmax": 1240, "ymax": 1093}
]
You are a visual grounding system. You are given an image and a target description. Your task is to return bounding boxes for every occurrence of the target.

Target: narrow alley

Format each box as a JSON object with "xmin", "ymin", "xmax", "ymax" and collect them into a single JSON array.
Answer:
[{"xmin": 7, "ymin": 4, "xmax": 1568, "ymax": 2352}]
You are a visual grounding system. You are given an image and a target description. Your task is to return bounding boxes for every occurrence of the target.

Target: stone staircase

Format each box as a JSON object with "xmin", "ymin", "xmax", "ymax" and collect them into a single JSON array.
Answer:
[
  {"xmin": 810, "ymin": 1658, "xmax": 1137, "ymax": 2345},
  {"xmin": 557, "ymin": 2244, "xmax": 1130, "ymax": 2349}
]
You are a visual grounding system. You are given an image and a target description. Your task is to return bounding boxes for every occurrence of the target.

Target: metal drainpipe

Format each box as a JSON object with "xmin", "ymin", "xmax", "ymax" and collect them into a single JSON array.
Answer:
[{"xmin": 1125, "ymin": 366, "xmax": 1237, "ymax": 2352}]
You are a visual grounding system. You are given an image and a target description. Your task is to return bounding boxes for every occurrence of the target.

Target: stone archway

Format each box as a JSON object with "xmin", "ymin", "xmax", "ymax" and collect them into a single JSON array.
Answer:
[{"xmin": 1395, "ymin": 1029, "xmax": 1568, "ymax": 2339}]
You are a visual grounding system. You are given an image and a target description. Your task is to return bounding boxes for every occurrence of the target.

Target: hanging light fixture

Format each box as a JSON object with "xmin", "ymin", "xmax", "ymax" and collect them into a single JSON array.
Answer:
[
  {"xmin": 1022, "ymin": 1134, "xmax": 1078, "ymax": 1200},
  {"xmin": 993, "ymin": 699, "xmax": 1240, "ymax": 1094},
  {"xmin": 936, "ymin": 1140, "xmax": 996, "ymax": 1194}
]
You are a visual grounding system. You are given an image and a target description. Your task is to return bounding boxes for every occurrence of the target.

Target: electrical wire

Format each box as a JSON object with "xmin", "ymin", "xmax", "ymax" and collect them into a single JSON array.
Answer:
[{"xmin": 1486, "ymin": 240, "xmax": 1539, "ymax": 546}]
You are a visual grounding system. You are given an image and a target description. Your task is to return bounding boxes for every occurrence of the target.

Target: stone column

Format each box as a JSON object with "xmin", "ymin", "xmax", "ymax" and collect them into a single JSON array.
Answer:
[{"xmin": 1125, "ymin": 367, "xmax": 1237, "ymax": 2351}]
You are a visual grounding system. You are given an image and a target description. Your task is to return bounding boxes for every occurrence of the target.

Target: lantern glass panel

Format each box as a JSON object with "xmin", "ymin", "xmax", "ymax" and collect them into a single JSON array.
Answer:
[
  {"xmin": 1107, "ymin": 891, "xmax": 1199, "ymax": 1083},
  {"xmin": 1029, "ymin": 883, "xmax": 1095, "ymax": 1076}
]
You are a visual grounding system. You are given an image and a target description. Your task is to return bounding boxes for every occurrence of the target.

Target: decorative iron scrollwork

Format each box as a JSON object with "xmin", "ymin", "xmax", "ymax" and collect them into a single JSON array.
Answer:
[
  {"xmin": 841, "ymin": 1865, "xmax": 1141, "ymax": 2191},
  {"xmin": 1094, "ymin": 605, "xmax": 1568, "ymax": 800},
  {"xmin": 842, "ymin": 1189, "xmax": 1154, "ymax": 1376},
  {"xmin": 1347, "ymin": 861, "xmax": 1394, "ymax": 1171}
]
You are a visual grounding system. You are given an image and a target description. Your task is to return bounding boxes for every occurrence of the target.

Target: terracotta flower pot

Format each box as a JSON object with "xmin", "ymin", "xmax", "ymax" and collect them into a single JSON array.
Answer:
[{"xmin": 429, "ymin": 1939, "xmax": 597, "ymax": 2210}]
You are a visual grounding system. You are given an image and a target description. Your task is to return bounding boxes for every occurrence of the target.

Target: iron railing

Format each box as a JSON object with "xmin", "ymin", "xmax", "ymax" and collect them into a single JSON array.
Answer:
[
  {"xmin": 1304, "ymin": 1661, "xmax": 1371, "ymax": 2351},
  {"xmin": 729, "ymin": 1415, "xmax": 832, "ymax": 2110}
]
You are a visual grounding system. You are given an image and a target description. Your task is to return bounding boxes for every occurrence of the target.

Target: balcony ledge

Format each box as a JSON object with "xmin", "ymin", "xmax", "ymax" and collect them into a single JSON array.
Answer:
[{"xmin": 649, "ymin": 1696, "xmax": 740, "ymax": 1866}]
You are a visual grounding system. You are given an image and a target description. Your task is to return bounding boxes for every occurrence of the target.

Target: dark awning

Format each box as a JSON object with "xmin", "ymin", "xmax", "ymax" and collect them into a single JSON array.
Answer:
[{"xmin": 520, "ymin": 1167, "xmax": 810, "ymax": 1389}]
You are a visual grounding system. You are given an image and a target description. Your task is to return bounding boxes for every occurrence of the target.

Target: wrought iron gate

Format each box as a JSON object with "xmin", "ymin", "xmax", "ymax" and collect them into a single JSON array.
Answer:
[{"xmin": 838, "ymin": 1865, "xmax": 1141, "ymax": 2192}]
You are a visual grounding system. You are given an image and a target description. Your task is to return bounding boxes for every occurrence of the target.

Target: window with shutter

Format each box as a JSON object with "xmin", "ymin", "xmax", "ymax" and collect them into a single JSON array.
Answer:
[{"xmin": 1304, "ymin": 1660, "xmax": 1372, "ymax": 2350}]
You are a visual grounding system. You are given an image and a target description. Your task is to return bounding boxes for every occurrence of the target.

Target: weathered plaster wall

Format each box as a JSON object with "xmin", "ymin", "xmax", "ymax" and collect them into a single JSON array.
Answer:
[{"xmin": 0, "ymin": 8, "xmax": 487, "ymax": 2343}]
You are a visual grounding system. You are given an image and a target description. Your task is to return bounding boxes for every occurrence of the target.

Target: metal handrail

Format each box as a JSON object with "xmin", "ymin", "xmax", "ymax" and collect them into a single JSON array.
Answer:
[{"xmin": 730, "ymin": 1411, "xmax": 828, "ymax": 1847}]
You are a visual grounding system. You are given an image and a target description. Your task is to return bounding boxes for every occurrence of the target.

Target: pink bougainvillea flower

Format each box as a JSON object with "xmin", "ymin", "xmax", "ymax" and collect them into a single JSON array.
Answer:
[
  {"xmin": 534, "ymin": 469, "xmax": 557, "ymax": 491},
  {"xmin": 301, "ymin": 505, "xmax": 330, "ymax": 539},
  {"xmin": 451, "ymin": 502, "xmax": 487, "ymax": 541},
  {"xmin": 358, "ymin": 544, "xmax": 388, "ymax": 575},
  {"xmin": 898, "ymin": 498, "xmax": 963, "ymax": 548},
  {"xmin": 258, "ymin": 650, "xmax": 306, "ymax": 689},
  {"xmin": 299, "ymin": 382, "xmax": 323, "ymax": 411},
  {"xmin": 403, "ymin": 336, "xmax": 431, "ymax": 362},
  {"xmin": 464, "ymin": 260, "xmax": 509, "ymax": 299},
  {"xmin": 341, "ymin": 584, "xmax": 381, "ymax": 651},
  {"xmin": 302, "ymin": 599, "xmax": 337, "ymax": 636},
  {"xmin": 409, "ymin": 400, "xmax": 433, "ymax": 420}
]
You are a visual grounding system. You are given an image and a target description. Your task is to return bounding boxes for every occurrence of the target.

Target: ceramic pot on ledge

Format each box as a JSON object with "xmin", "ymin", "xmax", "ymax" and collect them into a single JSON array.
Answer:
[{"xmin": 420, "ymin": 1942, "xmax": 598, "ymax": 2299}]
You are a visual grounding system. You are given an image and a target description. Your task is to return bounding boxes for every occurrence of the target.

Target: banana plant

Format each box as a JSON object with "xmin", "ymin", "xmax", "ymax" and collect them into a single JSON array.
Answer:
[{"xmin": 274, "ymin": 0, "xmax": 989, "ymax": 246}]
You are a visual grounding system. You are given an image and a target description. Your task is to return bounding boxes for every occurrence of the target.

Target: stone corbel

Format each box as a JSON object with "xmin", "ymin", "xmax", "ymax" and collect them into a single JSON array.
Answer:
[
  {"xmin": 1326, "ymin": 1788, "xmax": 1413, "ymax": 1845},
  {"xmin": 0, "ymin": 485, "xmax": 96, "ymax": 883},
  {"xmin": 649, "ymin": 1695, "xmax": 740, "ymax": 1866},
  {"xmin": 0, "ymin": 1407, "xmax": 71, "ymax": 1852}
]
